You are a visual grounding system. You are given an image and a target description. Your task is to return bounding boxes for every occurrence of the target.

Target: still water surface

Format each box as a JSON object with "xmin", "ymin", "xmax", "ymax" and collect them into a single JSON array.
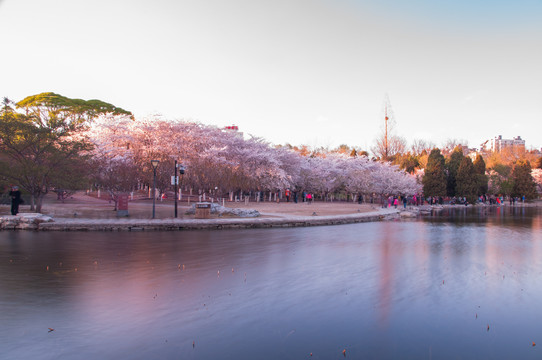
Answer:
[{"xmin": 1, "ymin": 207, "xmax": 542, "ymax": 359}]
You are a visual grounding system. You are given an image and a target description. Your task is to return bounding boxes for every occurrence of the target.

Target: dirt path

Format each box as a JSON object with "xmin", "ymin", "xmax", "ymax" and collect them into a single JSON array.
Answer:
[{"xmin": 1, "ymin": 192, "xmax": 378, "ymax": 219}]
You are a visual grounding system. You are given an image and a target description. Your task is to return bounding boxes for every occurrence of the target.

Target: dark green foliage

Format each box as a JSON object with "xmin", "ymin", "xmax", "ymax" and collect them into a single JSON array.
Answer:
[
  {"xmin": 422, "ymin": 148, "xmax": 446, "ymax": 197},
  {"xmin": 445, "ymin": 146, "xmax": 464, "ymax": 196},
  {"xmin": 493, "ymin": 163, "xmax": 512, "ymax": 178},
  {"xmin": 473, "ymin": 154, "xmax": 486, "ymax": 174},
  {"xmin": 511, "ymin": 160, "xmax": 537, "ymax": 199},
  {"xmin": 398, "ymin": 153, "xmax": 419, "ymax": 174},
  {"xmin": 488, "ymin": 164, "xmax": 512, "ymax": 195},
  {"xmin": 473, "ymin": 154, "xmax": 488, "ymax": 195},
  {"xmin": 456, "ymin": 157, "xmax": 478, "ymax": 204},
  {"xmin": 16, "ymin": 92, "xmax": 132, "ymax": 125}
]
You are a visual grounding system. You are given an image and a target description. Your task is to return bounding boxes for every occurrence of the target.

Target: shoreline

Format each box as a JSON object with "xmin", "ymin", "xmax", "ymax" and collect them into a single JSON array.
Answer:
[
  {"xmin": 1, "ymin": 195, "xmax": 539, "ymax": 231},
  {"xmin": 0, "ymin": 208, "xmax": 401, "ymax": 231}
]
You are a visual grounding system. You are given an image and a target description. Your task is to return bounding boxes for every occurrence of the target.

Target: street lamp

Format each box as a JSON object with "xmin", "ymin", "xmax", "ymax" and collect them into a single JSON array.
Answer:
[
  {"xmin": 174, "ymin": 162, "xmax": 186, "ymax": 218},
  {"xmin": 151, "ymin": 160, "xmax": 159, "ymax": 219},
  {"xmin": 174, "ymin": 160, "xmax": 178, "ymax": 218},
  {"xmin": 179, "ymin": 164, "xmax": 185, "ymax": 210}
]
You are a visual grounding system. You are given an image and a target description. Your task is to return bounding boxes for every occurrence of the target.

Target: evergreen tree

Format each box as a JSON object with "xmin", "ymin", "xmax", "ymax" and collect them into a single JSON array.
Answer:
[
  {"xmin": 399, "ymin": 153, "xmax": 419, "ymax": 174},
  {"xmin": 422, "ymin": 149, "xmax": 446, "ymax": 197},
  {"xmin": 456, "ymin": 157, "xmax": 478, "ymax": 204},
  {"xmin": 511, "ymin": 160, "xmax": 537, "ymax": 199},
  {"xmin": 489, "ymin": 164, "xmax": 513, "ymax": 196},
  {"xmin": 537, "ymin": 156, "xmax": 542, "ymax": 169},
  {"xmin": 445, "ymin": 146, "xmax": 464, "ymax": 196},
  {"xmin": 473, "ymin": 154, "xmax": 489, "ymax": 195}
]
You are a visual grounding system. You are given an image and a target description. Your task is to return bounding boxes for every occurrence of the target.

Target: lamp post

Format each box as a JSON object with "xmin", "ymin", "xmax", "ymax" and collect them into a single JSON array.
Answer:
[
  {"xmin": 179, "ymin": 164, "xmax": 185, "ymax": 212},
  {"xmin": 151, "ymin": 160, "xmax": 159, "ymax": 219},
  {"xmin": 174, "ymin": 160, "xmax": 178, "ymax": 218},
  {"xmin": 174, "ymin": 162, "xmax": 186, "ymax": 218}
]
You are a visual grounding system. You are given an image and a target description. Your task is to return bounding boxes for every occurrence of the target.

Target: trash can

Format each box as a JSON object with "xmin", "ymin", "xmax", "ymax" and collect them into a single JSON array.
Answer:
[{"xmin": 195, "ymin": 202, "xmax": 211, "ymax": 219}]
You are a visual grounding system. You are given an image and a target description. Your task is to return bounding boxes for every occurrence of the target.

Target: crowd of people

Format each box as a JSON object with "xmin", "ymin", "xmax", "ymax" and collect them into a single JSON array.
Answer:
[{"xmin": 3, "ymin": 183, "xmax": 533, "ymax": 217}]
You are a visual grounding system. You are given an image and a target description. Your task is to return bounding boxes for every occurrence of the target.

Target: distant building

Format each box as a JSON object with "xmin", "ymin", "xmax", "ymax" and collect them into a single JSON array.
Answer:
[
  {"xmin": 223, "ymin": 124, "xmax": 243, "ymax": 138},
  {"xmin": 489, "ymin": 135, "xmax": 525, "ymax": 152}
]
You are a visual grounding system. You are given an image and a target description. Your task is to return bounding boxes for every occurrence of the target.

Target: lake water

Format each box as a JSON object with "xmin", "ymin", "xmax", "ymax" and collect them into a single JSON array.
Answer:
[{"xmin": 1, "ymin": 207, "xmax": 541, "ymax": 359}]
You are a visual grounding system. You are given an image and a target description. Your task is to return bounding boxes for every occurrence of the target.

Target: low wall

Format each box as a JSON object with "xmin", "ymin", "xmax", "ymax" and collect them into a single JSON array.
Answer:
[{"xmin": 1, "ymin": 209, "xmax": 400, "ymax": 231}]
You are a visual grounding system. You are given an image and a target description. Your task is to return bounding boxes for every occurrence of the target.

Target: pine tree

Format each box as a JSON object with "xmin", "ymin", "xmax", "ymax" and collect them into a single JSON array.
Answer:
[
  {"xmin": 511, "ymin": 160, "xmax": 537, "ymax": 199},
  {"xmin": 445, "ymin": 146, "xmax": 464, "ymax": 196},
  {"xmin": 456, "ymin": 157, "xmax": 478, "ymax": 204},
  {"xmin": 422, "ymin": 149, "xmax": 447, "ymax": 197},
  {"xmin": 399, "ymin": 153, "xmax": 419, "ymax": 174},
  {"xmin": 473, "ymin": 154, "xmax": 488, "ymax": 195}
]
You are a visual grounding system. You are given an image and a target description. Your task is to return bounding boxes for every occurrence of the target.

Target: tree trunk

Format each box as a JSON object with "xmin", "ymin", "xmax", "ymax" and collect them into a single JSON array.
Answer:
[
  {"xmin": 30, "ymin": 194, "xmax": 36, "ymax": 211},
  {"xmin": 35, "ymin": 194, "xmax": 45, "ymax": 213}
]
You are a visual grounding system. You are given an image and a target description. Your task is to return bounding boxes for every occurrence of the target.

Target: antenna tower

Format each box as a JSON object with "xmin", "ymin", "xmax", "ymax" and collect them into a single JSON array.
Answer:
[{"xmin": 382, "ymin": 93, "xmax": 394, "ymax": 159}]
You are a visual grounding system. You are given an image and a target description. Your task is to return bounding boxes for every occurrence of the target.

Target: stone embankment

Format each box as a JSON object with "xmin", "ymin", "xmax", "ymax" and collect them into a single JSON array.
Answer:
[
  {"xmin": 0, "ymin": 208, "xmax": 402, "ymax": 231},
  {"xmin": 0, "ymin": 213, "xmax": 54, "ymax": 230},
  {"xmin": 185, "ymin": 203, "xmax": 261, "ymax": 217}
]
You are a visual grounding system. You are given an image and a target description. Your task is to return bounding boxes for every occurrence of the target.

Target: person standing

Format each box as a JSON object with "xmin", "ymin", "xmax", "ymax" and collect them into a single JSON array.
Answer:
[{"xmin": 9, "ymin": 186, "xmax": 22, "ymax": 215}]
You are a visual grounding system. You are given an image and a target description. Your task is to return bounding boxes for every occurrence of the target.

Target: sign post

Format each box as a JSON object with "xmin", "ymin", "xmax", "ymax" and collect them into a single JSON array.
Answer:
[{"xmin": 117, "ymin": 194, "xmax": 129, "ymax": 217}]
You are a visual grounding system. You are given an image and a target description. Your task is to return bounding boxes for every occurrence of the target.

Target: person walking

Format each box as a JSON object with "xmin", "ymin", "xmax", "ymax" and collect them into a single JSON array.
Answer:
[{"xmin": 9, "ymin": 186, "xmax": 22, "ymax": 215}]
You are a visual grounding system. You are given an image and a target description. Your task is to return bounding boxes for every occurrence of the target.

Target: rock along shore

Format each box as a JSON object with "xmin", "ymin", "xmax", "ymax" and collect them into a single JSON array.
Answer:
[{"xmin": 0, "ymin": 208, "xmax": 401, "ymax": 231}]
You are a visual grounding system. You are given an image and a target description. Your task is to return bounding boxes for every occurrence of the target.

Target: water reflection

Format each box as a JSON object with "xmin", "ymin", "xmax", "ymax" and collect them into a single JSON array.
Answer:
[
  {"xmin": 428, "ymin": 206, "xmax": 540, "ymax": 230},
  {"xmin": 1, "ymin": 208, "xmax": 542, "ymax": 359}
]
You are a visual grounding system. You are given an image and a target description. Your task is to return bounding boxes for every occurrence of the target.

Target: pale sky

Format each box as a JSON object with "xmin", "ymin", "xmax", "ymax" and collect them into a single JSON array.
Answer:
[{"xmin": 1, "ymin": 0, "xmax": 541, "ymax": 150}]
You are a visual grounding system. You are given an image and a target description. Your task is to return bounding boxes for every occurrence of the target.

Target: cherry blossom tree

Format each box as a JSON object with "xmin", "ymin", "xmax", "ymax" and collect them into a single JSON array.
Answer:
[{"xmin": 86, "ymin": 116, "xmax": 422, "ymax": 204}]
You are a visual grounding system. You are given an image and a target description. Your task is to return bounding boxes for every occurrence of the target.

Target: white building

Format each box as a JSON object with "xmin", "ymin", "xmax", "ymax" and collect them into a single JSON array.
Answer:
[{"xmin": 489, "ymin": 135, "xmax": 525, "ymax": 152}]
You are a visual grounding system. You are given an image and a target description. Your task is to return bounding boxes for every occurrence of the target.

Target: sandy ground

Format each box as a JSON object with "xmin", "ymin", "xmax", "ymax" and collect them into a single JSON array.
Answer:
[{"xmin": 0, "ymin": 192, "xmax": 377, "ymax": 219}]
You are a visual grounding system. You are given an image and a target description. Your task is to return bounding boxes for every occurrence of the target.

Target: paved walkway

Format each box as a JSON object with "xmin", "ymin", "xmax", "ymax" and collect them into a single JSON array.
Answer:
[{"xmin": 0, "ymin": 192, "xmax": 403, "ymax": 230}]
